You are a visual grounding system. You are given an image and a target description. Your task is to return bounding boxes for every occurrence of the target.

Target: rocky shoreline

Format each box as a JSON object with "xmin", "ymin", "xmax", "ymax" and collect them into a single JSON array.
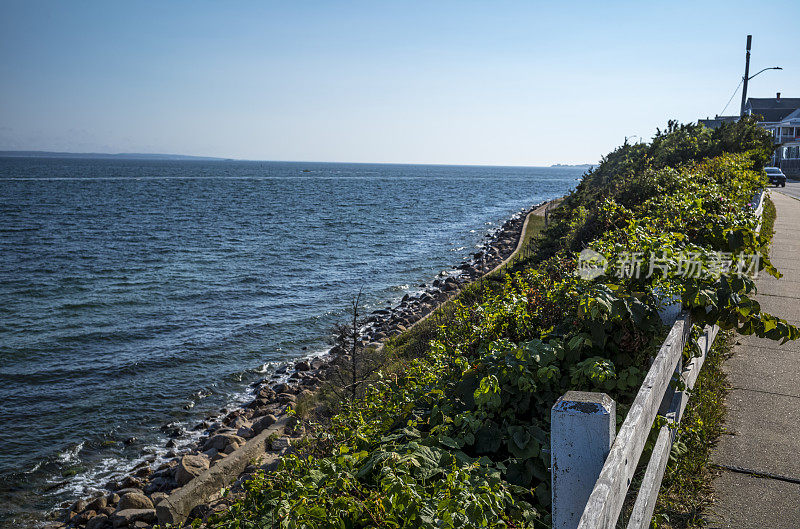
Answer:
[{"xmin": 44, "ymin": 200, "xmax": 549, "ymax": 529}]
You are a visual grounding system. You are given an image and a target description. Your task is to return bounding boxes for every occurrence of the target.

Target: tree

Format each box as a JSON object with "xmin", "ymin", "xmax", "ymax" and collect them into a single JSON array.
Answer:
[{"xmin": 329, "ymin": 289, "xmax": 382, "ymax": 407}]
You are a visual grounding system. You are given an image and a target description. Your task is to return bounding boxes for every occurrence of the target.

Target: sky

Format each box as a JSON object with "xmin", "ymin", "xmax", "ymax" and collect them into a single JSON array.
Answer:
[{"xmin": 0, "ymin": 1, "xmax": 798, "ymax": 166}]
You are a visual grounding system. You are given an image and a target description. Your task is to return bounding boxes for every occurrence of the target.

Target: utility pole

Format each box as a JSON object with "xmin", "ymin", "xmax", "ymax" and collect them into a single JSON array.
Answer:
[{"xmin": 740, "ymin": 35, "xmax": 752, "ymax": 117}]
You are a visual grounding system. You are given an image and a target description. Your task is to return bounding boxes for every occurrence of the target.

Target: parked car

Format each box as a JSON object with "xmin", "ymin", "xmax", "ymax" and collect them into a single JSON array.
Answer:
[{"xmin": 765, "ymin": 167, "xmax": 786, "ymax": 187}]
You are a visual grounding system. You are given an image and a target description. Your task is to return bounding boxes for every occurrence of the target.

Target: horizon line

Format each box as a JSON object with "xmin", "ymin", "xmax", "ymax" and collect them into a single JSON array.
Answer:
[{"xmin": 0, "ymin": 149, "xmax": 596, "ymax": 168}]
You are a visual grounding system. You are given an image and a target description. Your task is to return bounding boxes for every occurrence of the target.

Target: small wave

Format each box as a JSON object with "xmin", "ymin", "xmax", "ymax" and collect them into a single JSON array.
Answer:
[
  {"xmin": 193, "ymin": 388, "xmax": 212, "ymax": 399},
  {"xmin": 254, "ymin": 361, "xmax": 284, "ymax": 374},
  {"xmin": 24, "ymin": 460, "xmax": 43, "ymax": 474},
  {"xmin": 56, "ymin": 442, "xmax": 84, "ymax": 465},
  {"xmin": 59, "ymin": 301, "xmax": 108, "ymax": 311},
  {"xmin": 0, "ymin": 226, "xmax": 41, "ymax": 232}
]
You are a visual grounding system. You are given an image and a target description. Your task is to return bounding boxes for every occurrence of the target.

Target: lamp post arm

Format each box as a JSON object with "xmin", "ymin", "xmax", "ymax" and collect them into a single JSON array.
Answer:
[{"xmin": 747, "ymin": 66, "xmax": 783, "ymax": 81}]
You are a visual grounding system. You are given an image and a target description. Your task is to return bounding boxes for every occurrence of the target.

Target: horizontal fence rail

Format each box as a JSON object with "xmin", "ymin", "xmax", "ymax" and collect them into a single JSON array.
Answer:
[{"xmin": 626, "ymin": 323, "xmax": 718, "ymax": 529}]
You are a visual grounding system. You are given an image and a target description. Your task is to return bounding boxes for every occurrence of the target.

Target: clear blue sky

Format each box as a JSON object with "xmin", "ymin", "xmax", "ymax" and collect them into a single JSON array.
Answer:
[{"xmin": 1, "ymin": 0, "xmax": 797, "ymax": 165}]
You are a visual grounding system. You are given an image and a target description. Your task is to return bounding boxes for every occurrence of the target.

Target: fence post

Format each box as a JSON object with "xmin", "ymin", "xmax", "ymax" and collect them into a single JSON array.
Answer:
[{"xmin": 551, "ymin": 391, "xmax": 616, "ymax": 529}]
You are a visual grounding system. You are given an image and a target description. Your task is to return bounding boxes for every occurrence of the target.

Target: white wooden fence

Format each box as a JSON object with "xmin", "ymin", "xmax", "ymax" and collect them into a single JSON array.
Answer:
[
  {"xmin": 551, "ymin": 313, "xmax": 719, "ymax": 529},
  {"xmin": 550, "ymin": 189, "xmax": 766, "ymax": 528}
]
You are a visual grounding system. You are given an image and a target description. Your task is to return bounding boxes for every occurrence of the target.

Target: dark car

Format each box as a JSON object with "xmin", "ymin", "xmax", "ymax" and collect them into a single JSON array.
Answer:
[{"xmin": 765, "ymin": 167, "xmax": 786, "ymax": 187}]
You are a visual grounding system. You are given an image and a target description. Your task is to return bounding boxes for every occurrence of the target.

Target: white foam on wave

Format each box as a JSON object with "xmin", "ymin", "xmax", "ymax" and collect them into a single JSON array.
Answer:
[
  {"xmin": 44, "ymin": 380, "xmax": 261, "ymax": 505},
  {"xmin": 25, "ymin": 460, "xmax": 43, "ymax": 474},
  {"xmin": 254, "ymin": 361, "xmax": 279, "ymax": 374},
  {"xmin": 42, "ymin": 355, "xmax": 294, "ymax": 506},
  {"xmin": 56, "ymin": 442, "xmax": 84, "ymax": 465}
]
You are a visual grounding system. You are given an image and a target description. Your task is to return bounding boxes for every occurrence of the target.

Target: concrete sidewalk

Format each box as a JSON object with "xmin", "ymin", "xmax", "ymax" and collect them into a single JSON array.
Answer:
[{"xmin": 708, "ymin": 190, "xmax": 800, "ymax": 528}]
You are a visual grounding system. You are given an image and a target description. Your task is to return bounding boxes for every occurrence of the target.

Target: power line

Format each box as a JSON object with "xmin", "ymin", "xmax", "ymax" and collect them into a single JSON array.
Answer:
[{"xmin": 720, "ymin": 77, "xmax": 744, "ymax": 116}]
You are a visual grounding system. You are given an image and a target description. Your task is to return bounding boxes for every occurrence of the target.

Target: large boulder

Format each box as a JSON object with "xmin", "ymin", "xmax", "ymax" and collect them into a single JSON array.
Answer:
[
  {"xmin": 149, "ymin": 492, "xmax": 169, "ymax": 506},
  {"xmin": 86, "ymin": 514, "xmax": 111, "ymax": 529},
  {"xmin": 87, "ymin": 495, "xmax": 108, "ymax": 512},
  {"xmin": 71, "ymin": 510, "xmax": 96, "ymax": 526},
  {"xmin": 204, "ymin": 433, "xmax": 245, "ymax": 452},
  {"xmin": 118, "ymin": 476, "xmax": 143, "ymax": 490},
  {"xmin": 175, "ymin": 454, "xmax": 210, "ymax": 486},
  {"xmin": 133, "ymin": 465, "xmax": 152, "ymax": 478},
  {"xmin": 111, "ymin": 509, "xmax": 156, "ymax": 528},
  {"xmin": 113, "ymin": 487, "xmax": 143, "ymax": 497},
  {"xmin": 276, "ymin": 393, "xmax": 295, "ymax": 404},
  {"xmin": 256, "ymin": 386, "xmax": 276, "ymax": 400},
  {"xmin": 311, "ymin": 358, "xmax": 326, "ymax": 369},
  {"xmin": 117, "ymin": 492, "xmax": 153, "ymax": 511},
  {"xmin": 143, "ymin": 476, "xmax": 174, "ymax": 494},
  {"xmin": 251, "ymin": 414, "xmax": 277, "ymax": 434},
  {"xmin": 236, "ymin": 425, "xmax": 255, "ymax": 439}
]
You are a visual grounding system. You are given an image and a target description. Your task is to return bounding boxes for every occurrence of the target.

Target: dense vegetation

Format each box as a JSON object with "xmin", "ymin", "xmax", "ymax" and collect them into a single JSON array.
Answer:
[{"xmin": 208, "ymin": 118, "xmax": 798, "ymax": 528}]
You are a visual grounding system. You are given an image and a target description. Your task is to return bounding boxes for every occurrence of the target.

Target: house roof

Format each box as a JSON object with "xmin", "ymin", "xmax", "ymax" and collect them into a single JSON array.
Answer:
[
  {"xmin": 746, "ymin": 97, "xmax": 800, "ymax": 122},
  {"xmin": 777, "ymin": 108, "xmax": 800, "ymax": 127},
  {"xmin": 698, "ymin": 116, "xmax": 739, "ymax": 129}
]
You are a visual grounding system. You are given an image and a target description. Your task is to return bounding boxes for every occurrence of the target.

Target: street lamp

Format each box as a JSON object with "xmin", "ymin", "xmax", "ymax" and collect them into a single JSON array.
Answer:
[
  {"xmin": 739, "ymin": 35, "xmax": 783, "ymax": 117},
  {"xmin": 739, "ymin": 66, "xmax": 782, "ymax": 117}
]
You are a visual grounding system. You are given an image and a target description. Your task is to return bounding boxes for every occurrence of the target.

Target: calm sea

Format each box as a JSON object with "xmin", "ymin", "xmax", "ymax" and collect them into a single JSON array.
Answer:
[{"xmin": 0, "ymin": 158, "xmax": 583, "ymax": 526}]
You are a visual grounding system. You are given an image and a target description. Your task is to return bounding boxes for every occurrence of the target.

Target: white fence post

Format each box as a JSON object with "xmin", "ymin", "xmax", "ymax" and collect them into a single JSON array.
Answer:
[{"xmin": 551, "ymin": 391, "xmax": 616, "ymax": 529}]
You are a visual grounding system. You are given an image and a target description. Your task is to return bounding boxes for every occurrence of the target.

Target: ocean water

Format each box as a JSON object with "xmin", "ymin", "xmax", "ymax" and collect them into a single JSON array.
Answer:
[{"xmin": 0, "ymin": 158, "xmax": 583, "ymax": 526}]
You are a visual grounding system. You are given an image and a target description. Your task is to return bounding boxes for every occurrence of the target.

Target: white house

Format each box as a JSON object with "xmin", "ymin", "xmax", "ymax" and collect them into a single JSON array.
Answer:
[
  {"xmin": 765, "ymin": 108, "xmax": 800, "ymax": 176},
  {"xmin": 699, "ymin": 93, "xmax": 800, "ymax": 177}
]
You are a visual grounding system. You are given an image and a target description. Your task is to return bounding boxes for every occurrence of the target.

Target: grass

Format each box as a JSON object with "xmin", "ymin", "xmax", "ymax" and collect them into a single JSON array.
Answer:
[
  {"xmin": 647, "ymin": 194, "xmax": 777, "ymax": 528},
  {"xmin": 649, "ymin": 330, "xmax": 732, "ymax": 528},
  {"xmin": 522, "ymin": 213, "xmax": 546, "ymax": 248},
  {"xmin": 759, "ymin": 193, "xmax": 777, "ymax": 246}
]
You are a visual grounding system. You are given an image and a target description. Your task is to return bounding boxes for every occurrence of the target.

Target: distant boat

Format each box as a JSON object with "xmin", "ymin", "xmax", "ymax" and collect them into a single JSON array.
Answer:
[{"xmin": 302, "ymin": 169, "xmax": 311, "ymax": 172}]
